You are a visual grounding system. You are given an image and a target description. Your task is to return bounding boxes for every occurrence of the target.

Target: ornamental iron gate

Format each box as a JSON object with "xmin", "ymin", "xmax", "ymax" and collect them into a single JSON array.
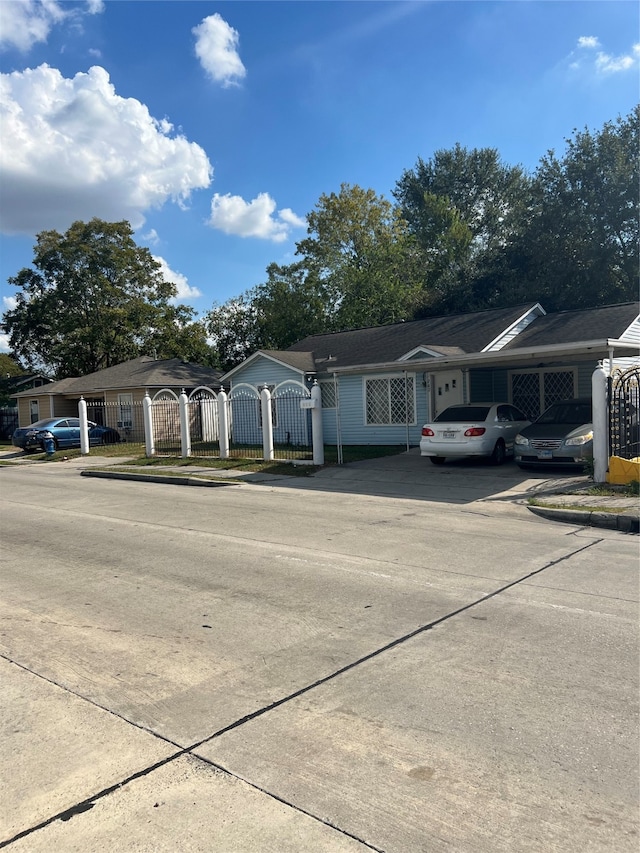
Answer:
[
  {"xmin": 228, "ymin": 383, "xmax": 262, "ymax": 458},
  {"xmin": 151, "ymin": 390, "xmax": 181, "ymax": 456},
  {"xmin": 609, "ymin": 365, "xmax": 640, "ymax": 460},
  {"xmin": 271, "ymin": 381, "xmax": 313, "ymax": 460},
  {"xmin": 187, "ymin": 386, "xmax": 220, "ymax": 457}
]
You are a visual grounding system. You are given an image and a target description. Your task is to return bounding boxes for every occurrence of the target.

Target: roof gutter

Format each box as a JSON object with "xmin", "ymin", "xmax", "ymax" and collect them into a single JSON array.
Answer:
[{"xmin": 327, "ymin": 337, "xmax": 640, "ymax": 376}]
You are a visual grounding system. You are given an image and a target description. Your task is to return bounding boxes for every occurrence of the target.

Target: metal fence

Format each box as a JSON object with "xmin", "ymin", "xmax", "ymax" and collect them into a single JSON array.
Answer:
[
  {"xmin": 187, "ymin": 387, "xmax": 220, "ymax": 457},
  {"xmin": 0, "ymin": 407, "xmax": 18, "ymax": 440},
  {"xmin": 150, "ymin": 392, "xmax": 181, "ymax": 456},
  {"xmin": 272, "ymin": 383, "xmax": 313, "ymax": 460},
  {"xmin": 228, "ymin": 384, "xmax": 263, "ymax": 459},
  {"xmin": 85, "ymin": 400, "xmax": 145, "ymax": 446},
  {"xmin": 609, "ymin": 365, "xmax": 640, "ymax": 460}
]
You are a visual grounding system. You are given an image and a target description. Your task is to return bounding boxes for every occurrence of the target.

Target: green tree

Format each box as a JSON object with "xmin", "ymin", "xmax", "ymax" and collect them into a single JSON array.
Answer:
[
  {"xmin": 253, "ymin": 261, "xmax": 329, "ymax": 350},
  {"xmin": 2, "ymin": 218, "xmax": 208, "ymax": 377},
  {"xmin": 394, "ymin": 145, "xmax": 530, "ymax": 312},
  {"xmin": 515, "ymin": 107, "xmax": 639, "ymax": 310},
  {"xmin": 297, "ymin": 184, "xmax": 426, "ymax": 329},
  {"xmin": 205, "ymin": 293, "xmax": 263, "ymax": 373}
]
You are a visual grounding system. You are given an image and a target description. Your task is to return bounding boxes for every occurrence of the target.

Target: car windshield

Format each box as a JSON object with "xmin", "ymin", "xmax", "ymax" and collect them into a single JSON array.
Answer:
[
  {"xmin": 536, "ymin": 402, "xmax": 591, "ymax": 425},
  {"xmin": 434, "ymin": 406, "xmax": 491, "ymax": 423}
]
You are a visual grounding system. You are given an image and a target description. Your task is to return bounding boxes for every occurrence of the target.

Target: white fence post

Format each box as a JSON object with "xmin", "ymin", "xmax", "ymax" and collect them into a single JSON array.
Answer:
[
  {"xmin": 311, "ymin": 381, "xmax": 324, "ymax": 465},
  {"xmin": 78, "ymin": 397, "xmax": 89, "ymax": 455},
  {"xmin": 179, "ymin": 388, "xmax": 191, "ymax": 458},
  {"xmin": 143, "ymin": 391, "xmax": 155, "ymax": 457},
  {"xmin": 218, "ymin": 388, "xmax": 229, "ymax": 459},
  {"xmin": 261, "ymin": 385, "xmax": 274, "ymax": 461},
  {"xmin": 592, "ymin": 362, "xmax": 608, "ymax": 484}
]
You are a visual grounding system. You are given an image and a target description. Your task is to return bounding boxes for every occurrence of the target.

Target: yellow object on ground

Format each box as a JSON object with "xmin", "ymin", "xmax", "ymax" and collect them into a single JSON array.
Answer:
[{"xmin": 607, "ymin": 456, "xmax": 640, "ymax": 485}]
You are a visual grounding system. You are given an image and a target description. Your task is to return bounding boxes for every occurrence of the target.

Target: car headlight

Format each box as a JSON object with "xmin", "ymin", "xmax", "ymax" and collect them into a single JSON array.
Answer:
[
  {"xmin": 514, "ymin": 433, "xmax": 529, "ymax": 446},
  {"xmin": 565, "ymin": 430, "xmax": 593, "ymax": 446}
]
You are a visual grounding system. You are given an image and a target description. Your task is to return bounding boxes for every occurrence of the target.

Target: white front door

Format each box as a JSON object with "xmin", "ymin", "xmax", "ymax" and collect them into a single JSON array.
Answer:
[{"xmin": 432, "ymin": 370, "xmax": 464, "ymax": 418}]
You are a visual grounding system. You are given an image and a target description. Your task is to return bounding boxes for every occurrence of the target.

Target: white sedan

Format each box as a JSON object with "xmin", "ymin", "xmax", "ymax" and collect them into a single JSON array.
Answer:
[{"xmin": 420, "ymin": 403, "xmax": 531, "ymax": 465}]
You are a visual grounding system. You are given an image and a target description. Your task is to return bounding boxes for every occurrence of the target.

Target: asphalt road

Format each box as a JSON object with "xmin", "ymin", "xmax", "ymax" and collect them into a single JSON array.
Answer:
[{"xmin": 1, "ymin": 461, "xmax": 638, "ymax": 852}]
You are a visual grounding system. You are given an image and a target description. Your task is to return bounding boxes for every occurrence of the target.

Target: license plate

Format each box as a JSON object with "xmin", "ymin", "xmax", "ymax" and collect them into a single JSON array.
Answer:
[
  {"xmin": 537, "ymin": 450, "xmax": 553, "ymax": 460},
  {"xmin": 442, "ymin": 431, "xmax": 457, "ymax": 439}
]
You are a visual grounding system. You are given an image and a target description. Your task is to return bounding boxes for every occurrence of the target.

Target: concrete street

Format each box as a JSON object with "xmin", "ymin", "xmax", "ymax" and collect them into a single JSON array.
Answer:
[{"xmin": 1, "ymin": 458, "xmax": 638, "ymax": 852}]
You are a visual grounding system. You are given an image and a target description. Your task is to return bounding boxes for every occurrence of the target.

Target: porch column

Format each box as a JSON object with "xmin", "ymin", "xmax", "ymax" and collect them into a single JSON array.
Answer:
[
  {"xmin": 261, "ymin": 385, "xmax": 274, "ymax": 461},
  {"xmin": 143, "ymin": 391, "xmax": 155, "ymax": 457},
  {"xmin": 78, "ymin": 397, "xmax": 90, "ymax": 455},
  {"xmin": 179, "ymin": 389, "xmax": 191, "ymax": 458},
  {"xmin": 592, "ymin": 363, "xmax": 608, "ymax": 484}
]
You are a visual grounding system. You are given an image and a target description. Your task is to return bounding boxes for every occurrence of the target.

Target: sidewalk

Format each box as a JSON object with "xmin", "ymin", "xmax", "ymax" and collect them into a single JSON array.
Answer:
[{"xmin": 2, "ymin": 448, "xmax": 638, "ymax": 533}]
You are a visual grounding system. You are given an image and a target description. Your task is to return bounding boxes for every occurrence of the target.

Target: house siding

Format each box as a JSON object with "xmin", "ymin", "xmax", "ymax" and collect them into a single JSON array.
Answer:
[
  {"xmin": 329, "ymin": 372, "xmax": 425, "ymax": 446},
  {"xmin": 228, "ymin": 356, "xmax": 304, "ymax": 390}
]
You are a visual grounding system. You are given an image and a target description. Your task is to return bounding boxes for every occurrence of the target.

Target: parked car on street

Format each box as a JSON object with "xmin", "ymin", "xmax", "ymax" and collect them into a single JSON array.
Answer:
[
  {"xmin": 420, "ymin": 403, "xmax": 531, "ymax": 465},
  {"xmin": 12, "ymin": 417, "xmax": 121, "ymax": 452},
  {"xmin": 514, "ymin": 398, "xmax": 593, "ymax": 468}
]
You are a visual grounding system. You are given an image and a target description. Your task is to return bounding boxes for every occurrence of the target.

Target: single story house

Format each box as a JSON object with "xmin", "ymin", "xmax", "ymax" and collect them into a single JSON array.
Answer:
[
  {"xmin": 222, "ymin": 302, "xmax": 640, "ymax": 447},
  {"xmin": 12, "ymin": 356, "xmax": 223, "ymax": 440}
]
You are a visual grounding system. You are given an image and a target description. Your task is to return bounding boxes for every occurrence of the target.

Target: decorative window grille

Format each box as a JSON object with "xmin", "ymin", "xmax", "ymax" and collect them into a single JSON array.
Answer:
[
  {"xmin": 365, "ymin": 375, "xmax": 415, "ymax": 425},
  {"xmin": 510, "ymin": 369, "xmax": 576, "ymax": 420},
  {"xmin": 319, "ymin": 380, "xmax": 337, "ymax": 409}
]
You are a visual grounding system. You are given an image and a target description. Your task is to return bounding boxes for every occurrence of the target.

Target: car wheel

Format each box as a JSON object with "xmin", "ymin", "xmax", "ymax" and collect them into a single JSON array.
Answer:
[
  {"xmin": 490, "ymin": 440, "xmax": 506, "ymax": 466},
  {"xmin": 429, "ymin": 456, "xmax": 446, "ymax": 465}
]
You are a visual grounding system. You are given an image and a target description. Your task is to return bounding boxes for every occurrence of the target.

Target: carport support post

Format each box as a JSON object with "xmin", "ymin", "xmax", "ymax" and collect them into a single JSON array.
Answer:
[
  {"xmin": 179, "ymin": 389, "xmax": 191, "ymax": 458},
  {"xmin": 261, "ymin": 385, "xmax": 274, "ymax": 461},
  {"xmin": 143, "ymin": 391, "xmax": 155, "ymax": 457},
  {"xmin": 218, "ymin": 389, "xmax": 229, "ymax": 459},
  {"xmin": 311, "ymin": 381, "xmax": 324, "ymax": 465},
  {"xmin": 592, "ymin": 362, "xmax": 608, "ymax": 484},
  {"xmin": 78, "ymin": 397, "xmax": 89, "ymax": 455}
]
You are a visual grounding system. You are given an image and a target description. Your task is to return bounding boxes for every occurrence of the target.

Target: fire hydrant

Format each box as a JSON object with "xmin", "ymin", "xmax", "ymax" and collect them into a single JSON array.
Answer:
[{"xmin": 41, "ymin": 431, "xmax": 56, "ymax": 456}]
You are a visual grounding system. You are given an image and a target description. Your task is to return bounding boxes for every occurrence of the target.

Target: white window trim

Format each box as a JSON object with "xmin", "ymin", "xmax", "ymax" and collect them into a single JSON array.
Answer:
[
  {"xmin": 363, "ymin": 373, "xmax": 417, "ymax": 427},
  {"xmin": 319, "ymin": 380, "xmax": 337, "ymax": 410}
]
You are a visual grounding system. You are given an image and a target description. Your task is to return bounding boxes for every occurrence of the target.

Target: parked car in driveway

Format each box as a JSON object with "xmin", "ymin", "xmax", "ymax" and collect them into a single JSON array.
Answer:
[
  {"xmin": 12, "ymin": 417, "xmax": 121, "ymax": 452},
  {"xmin": 514, "ymin": 398, "xmax": 593, "ymax": 468},
  {"xmin": 420, "ymin": 403, "xmax": 531, "ymax": 465}
]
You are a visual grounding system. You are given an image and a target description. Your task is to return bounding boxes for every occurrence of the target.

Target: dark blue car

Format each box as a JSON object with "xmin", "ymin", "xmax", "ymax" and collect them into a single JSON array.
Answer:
[{"xmin": 12, "ymin": 417, "xmax": 121, "ymax": 452}]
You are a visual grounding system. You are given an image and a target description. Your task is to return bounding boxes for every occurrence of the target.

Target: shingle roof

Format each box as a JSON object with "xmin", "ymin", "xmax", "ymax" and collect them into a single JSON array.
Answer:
[
  {"xmin": 13, "ymin": 357, "xmax": 222, "ymax": 397},
  {"xmin": 503, "ymin": 302, "xmax": 639, "ymax": 349},
  {"xmin": 287, "ymin": 304, "xmax": 539, "ymax": 370},
  {"xmin": 259, "ymin": 350, "xmax": 316, "ymax": 372}
]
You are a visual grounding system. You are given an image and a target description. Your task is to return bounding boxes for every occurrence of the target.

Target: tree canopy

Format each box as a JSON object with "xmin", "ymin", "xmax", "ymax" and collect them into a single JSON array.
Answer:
[{"xmin": 3, "ymin": 218, "xmax": 212, "ymax": 378}]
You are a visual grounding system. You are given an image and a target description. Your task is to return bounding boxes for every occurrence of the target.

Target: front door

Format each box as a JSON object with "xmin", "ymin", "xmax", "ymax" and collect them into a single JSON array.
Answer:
[{"xmin": 432, "ymin": 370, "xmax": 464, "ymax": 418}]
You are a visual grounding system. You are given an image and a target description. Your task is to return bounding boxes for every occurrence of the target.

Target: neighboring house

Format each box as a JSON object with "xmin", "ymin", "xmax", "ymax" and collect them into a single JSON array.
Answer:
[
  {"xmin": 12, "ymin": 357, "xmax": 223, "ymax": 437},
  {"xmin": 222, "ymin": 302, "xmax": 640, "ymax": 447}
]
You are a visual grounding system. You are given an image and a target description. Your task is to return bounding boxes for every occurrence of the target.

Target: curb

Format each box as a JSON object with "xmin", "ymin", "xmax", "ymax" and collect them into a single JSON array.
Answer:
[
  {"xmin": 80, "ymin": 470, "xmax": 235, "ymax": 488},
  {"xmin": 527, "ymin": 504, "xmax": 639, "ymax": 534}
]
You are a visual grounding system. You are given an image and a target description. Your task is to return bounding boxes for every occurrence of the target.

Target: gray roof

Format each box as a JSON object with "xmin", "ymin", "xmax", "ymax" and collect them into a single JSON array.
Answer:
[
  {"xmin": 503, "ymin": 302, "xmax": 639, "ymax": 349},
  {"xmin": 259, "ymin": 350, "xmax": 317, "ymax": 372},
  {"xmin": 287, "ymin": 304, "xmax": 539, "ymax": 370},
  {"xmin": 14, "ymin": 357, "xmax": 222, "ymax": 397}
]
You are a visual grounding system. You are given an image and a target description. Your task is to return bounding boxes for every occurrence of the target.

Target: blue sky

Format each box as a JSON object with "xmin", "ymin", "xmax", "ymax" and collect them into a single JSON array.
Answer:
[{"xmin": 1, "ymin": 0, "xmax": 638, "ymax": 353}]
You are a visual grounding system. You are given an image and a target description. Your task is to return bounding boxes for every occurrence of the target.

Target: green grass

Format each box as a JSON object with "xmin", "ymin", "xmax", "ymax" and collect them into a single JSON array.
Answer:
[{"xmin": 527, "ymin": 497, "xmax": 623, "ymax": 514}]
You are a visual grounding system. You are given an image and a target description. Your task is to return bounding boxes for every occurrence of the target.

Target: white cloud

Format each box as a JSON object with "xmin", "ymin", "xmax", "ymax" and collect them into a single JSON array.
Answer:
[
  {"xmin": 153, "ymin": 255, "xmax": 201, "ymax": 303},
  {"xmin": 0, "ymin": 333, "xmax": 11, "ymax": 353},
  {"xmin": 0, "ymin": 0, "xmax": 67, "ymax": 52},
  {"xmin": 193, "ymin": 14, "xmax": 246, "ymax": 87},
  {"xmin": 142, "ymin": 228, "xmax": 160, "ymax": 246},
  {"xmin": 3, "ymin": 296, "xmax": 18, "ymax": 311},
  {"xmin": 209, "ymin": 192, "xmax": 305, "ymax": 242},
  {"xmin": 0, "ymin": 64, "xmax": 213, "ymax": 234},
  {"xmin": 570, "ymin": 36, "xmax": 639, "ymax": 75},
  {"xmin": 595, "ymin": 45, "xmax": 639, "ymax": 74},
  {"xmin": 0, "ymin": 0, "xmax": 105, "ymax": 52}
]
